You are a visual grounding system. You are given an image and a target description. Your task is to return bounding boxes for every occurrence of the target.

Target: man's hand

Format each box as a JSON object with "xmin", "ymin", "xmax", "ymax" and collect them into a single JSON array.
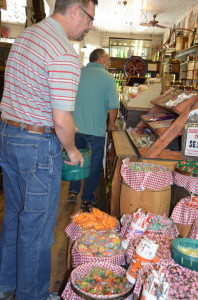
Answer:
[
  {"xmin": 64, "ymin": 147, "xmax": 84, "ymax": 167},
  {"xmin": 108, "ymin": 124, "xmax": 118, "ymax": 131}
]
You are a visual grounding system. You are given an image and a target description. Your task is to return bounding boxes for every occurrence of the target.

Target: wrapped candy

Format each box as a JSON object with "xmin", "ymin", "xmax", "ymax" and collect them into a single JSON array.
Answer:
[
  {"xmin": 141, "ymin": 266, "xmax": 169, "ymax": 300},
  {"xmin": 77, "ymin": 230, "xmax": 123, "ymax": 257},
  {"xmin": 178, "ymin": 245, "xmax": 198, "ymax": 258},
  {"xmin": 147, "ymin": 214, "xmax": 175, "ymax": 232},
  {"xmin": 122, "ymin": 209, "xmax": 151, "ymax": 249},
  {"xmin": 75, "ymin": 267, "xmax": 132, "ymax": 296}
]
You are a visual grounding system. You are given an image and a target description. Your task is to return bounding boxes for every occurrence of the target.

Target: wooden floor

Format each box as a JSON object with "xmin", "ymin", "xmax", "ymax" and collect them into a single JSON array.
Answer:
[{"xmin": 0, "ymin": 172, "xmax": 107, "ymax": 297}]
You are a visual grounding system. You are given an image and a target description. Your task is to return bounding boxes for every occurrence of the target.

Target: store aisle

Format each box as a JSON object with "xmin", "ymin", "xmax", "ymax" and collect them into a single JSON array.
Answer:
[{"xmin": 0, "ymin": 170, "xmax": 107, "ymax": 295}]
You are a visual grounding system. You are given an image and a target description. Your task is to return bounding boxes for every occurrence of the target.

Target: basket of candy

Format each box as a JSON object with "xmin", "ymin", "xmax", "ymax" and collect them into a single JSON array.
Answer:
[
  {"xmin": 171, "ymin": 238, "xmax": 198, "ymax": 271},
  {"xmin": 175, "ymin": 160, "xmax": 198, "ymax": 177},
  {"xmin": 70, "ymin": 261, "xmax": 134, "ymax": 299},
  {"xmin": 72, "ymin": 230, "xmax": 125, "ymax": 267},
  {"xmin": 65, "ymin": 208, "xmax": 120, "ymax": 241}
]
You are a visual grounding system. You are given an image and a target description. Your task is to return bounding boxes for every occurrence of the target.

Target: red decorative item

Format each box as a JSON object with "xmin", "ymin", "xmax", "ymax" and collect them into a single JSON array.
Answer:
[
  {"xmin": 1, "ymin": 26, "xmax": 10, "ymax": 38},
  {"xmin": 124, "ymin": 56, "xmax": 147, "ymax": 77}
]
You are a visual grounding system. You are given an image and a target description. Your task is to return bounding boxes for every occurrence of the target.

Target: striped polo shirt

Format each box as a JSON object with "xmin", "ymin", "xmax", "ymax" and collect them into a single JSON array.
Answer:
[{"xmin": 1, "ymin": 17, "xmax": 81, "ymax": 127}]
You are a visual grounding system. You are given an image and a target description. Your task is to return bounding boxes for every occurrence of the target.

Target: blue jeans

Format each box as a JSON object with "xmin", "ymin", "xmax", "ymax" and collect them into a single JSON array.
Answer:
[
  {"xmin": 69, "ymin": 133, "xmax": 105, "ymax": 202},
  {"xmin": 0, "ymin": 121, "xmax": 62, "ymax": 300}
]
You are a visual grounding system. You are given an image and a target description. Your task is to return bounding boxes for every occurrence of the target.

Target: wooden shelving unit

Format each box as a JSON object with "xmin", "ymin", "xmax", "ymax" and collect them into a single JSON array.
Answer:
[
  {"xmin": 175, "ymin": 45, "xmax": 198, "ymax": 88},
  {"xmin": 127, "ymin": 89, "xmax": 198, "ymax": 160}
]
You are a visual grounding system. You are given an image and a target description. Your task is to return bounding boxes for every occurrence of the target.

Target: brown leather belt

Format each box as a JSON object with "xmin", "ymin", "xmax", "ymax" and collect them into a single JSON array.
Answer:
[{"xmin": 1, "ymin": 119, "xmax": 56, "ymax": 134}]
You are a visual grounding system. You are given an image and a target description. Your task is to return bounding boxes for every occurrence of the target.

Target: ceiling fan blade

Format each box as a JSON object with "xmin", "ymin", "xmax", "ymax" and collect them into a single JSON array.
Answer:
[
  {"xmin": 140, "ymin": 23, "xmax": 151, "ymax": 27},
  {"xmin": 156, "ymin": 24, "xmax": 167, "ymax": 28}
]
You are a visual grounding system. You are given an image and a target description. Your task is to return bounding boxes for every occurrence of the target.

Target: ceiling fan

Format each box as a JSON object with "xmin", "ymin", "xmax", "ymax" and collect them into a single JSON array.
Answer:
[{"xmin": 140, "ymin": 14, "xmax": 167, "ymax": 29}]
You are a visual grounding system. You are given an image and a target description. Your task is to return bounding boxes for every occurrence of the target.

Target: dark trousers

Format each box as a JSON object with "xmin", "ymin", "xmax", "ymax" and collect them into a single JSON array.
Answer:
[{"xmin": 69, "ymin": 133, "xmax": 105, "ymax": 202}]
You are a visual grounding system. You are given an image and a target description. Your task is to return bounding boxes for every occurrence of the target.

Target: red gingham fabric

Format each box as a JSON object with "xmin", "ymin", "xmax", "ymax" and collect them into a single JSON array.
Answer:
[
  {"xmin": 189, "ymin": 217, "xmax": 198, "ymax": 239},
  {"xmin": 171, "ymin": 197, "xmax": 198, "ymax": 225},
  {"xmin": 133, "ymin": 260, "xmax": 198, "ymax": 299},
  {"xmin": 61, "ymin": 281, "xmax": 80, "ymax": 300},
  {"xmin": 65, "ymin": 222, "xmax": 84, "ymax": 241},
  {"xmin": 65, "ymin": 221, "xmax": 120, "ymax": 242},
  {"xmin": 71, "ymin": 241, "xmax": 126, "ymax": 268},
  {"xmin": 121, "ymin": 159, "xmax": 173, "ymax": 191},
  {"xmin": 62, "ymin": 262, "xmax": 133, "ymax": 300},
  {"xmin": 173, "ymin": 171, "xmax": 198, "ymax": 194},
  {"xmin": 120, "ymin": 214, "xmax": 133, "ymax": 238}
]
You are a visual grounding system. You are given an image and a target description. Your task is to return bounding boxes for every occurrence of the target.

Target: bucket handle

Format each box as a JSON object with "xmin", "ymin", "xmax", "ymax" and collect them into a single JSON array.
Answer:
[{"xmin": 75, "ymin": 133, "xmax": 91, "ymax": 150}]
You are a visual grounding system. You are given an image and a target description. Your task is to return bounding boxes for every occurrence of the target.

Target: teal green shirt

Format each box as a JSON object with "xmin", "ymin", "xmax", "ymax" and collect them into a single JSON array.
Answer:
[{"xmin": 72, "ymin": 62, "xmax": 119, "ymax": 137}]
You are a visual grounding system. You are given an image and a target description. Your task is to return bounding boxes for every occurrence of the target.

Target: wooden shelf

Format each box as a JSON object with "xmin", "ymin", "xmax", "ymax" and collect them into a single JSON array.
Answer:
[
  {"xmin": 175, "ymin": 45, "xmax": 198, "ymax": 58},
  {"xmin": 129, "ymin": 89, "xmax": 198, "ymax": 159}
]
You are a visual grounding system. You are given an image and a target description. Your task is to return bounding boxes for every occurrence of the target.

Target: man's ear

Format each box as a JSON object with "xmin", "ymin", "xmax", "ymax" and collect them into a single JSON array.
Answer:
[{"xmin": 69, "ymin": 4, "xmax": 79, "ymax": 20}]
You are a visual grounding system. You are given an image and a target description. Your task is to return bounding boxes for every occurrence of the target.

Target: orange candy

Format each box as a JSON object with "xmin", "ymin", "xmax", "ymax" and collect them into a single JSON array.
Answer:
[{"xmin": 73, "ymin": 208, "xmax": 117, "ymax": 231}]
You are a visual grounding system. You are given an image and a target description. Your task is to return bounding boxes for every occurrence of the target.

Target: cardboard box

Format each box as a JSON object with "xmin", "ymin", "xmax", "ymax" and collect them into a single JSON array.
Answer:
[
  {"xmin": 187, "ymin": 61, "xmax": 195, "ymax": 71},
  {"xmin": 193, "ymin": 70, "xmax": 198, "ymax": 80},
  {"xmin": 187, "ymin": 70, "xmax": 194, "ymax": 80}
]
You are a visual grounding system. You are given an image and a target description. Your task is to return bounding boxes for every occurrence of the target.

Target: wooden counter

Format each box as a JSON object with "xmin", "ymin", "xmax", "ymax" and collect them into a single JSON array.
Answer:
[{"xmin": 106, "ymin": 130, "xmax": 137, "ymax": 217}]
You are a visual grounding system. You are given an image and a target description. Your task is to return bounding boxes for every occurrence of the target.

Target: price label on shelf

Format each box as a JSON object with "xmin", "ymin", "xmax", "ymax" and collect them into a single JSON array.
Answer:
[{"xmin": 185, "ymin": 127, "xmax": 198, "ymax": 157}]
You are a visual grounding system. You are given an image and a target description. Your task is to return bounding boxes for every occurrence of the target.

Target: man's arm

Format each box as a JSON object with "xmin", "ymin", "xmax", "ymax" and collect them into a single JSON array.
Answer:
[
  {"xmin": 52, "ymin": 109, "xmax": 84, "ymax": 167},
  {"xmin": 107, "ymin": 108, "xmax": 118, "ymax": 131}
]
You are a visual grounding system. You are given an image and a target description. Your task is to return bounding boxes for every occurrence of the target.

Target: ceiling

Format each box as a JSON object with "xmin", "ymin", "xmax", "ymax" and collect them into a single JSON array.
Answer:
[
  {"xmin": 93, "ymin": 0, "xmax": 198, "ymax": 35},
  {"xmin": 2, "ymin": 0, "xmax": 198, "ymax": 37}
]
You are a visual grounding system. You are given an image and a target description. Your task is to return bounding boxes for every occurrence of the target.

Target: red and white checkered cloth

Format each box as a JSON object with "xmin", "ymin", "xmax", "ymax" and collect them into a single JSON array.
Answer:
[
  {"xmin": 120, "ymin": 214, "xmax": 133, "ymax": 238},
  {"xmin": 121, "ymin": 159, "xmax": 173, "ymax": 191},
  {"xmin": 65, "ymin": 222, "xmax": 84, "ymax": 241},
  {"xmin": 71, "ymin": 241, "xmax": 126, "ymax": 268},
  {"xmin": 61, "ymin": 281, "xmax": 80, "ymax": 300},
  {"xmin": 189, "ymin": 217, "xmax": 198, "ymax": 239},
  {"xmin": 173, "ymin": 171, "xmax": 198, "ymax": 194},
  {"xmin": 171, "ymin": 197, "xmax": 198, "ymax": 225},
  {"xmin": 133, "ymin": 260, "xmax": 198, "ymax": 299}
]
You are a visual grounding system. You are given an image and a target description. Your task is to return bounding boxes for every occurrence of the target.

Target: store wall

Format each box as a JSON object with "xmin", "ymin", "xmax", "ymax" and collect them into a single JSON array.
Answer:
[
  {"xmin": 100, "ymin": 32, "xmax": 162, "ymax": 53},
  {"xmin": 163, "ymin": 2, "xmax": 198, "ymax": 44}
]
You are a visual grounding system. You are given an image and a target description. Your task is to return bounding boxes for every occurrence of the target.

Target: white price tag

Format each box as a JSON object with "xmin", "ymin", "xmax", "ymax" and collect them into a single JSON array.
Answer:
[{"xmin": 185, "ymin": 127, "xmax": 198, "ymax": 157}]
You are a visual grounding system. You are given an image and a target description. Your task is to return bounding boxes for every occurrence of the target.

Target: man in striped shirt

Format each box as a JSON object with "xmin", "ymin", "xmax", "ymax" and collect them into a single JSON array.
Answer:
[{"xmin": 0, "ymin": 1, "xmax": 98, "ymax": 300}]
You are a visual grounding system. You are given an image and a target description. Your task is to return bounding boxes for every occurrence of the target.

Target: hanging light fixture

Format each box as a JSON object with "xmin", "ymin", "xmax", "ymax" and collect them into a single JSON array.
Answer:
[{"xmin": 117, "ymin": 1, "xmax": 127, "ymax": 6}]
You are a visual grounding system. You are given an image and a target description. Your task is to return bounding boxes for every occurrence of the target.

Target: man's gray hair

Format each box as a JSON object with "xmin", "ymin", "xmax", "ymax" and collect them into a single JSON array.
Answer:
[
  {"xmin": 54, "ymin": 0, "xmax": 98, "ymax": 14},
  {"xmin": 89, "ymin": 48, "xmax": 106, "ymax": 62}
]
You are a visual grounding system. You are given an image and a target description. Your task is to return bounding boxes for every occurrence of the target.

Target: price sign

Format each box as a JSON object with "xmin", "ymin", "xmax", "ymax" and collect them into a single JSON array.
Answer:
[{"xmin": 185, "ymin": 127, "xmax": 198, "ymax": 157}]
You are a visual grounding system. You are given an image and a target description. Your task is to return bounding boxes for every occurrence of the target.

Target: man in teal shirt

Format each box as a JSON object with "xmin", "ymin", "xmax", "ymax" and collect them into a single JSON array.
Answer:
[{"xmin": 68, "ymin": 48, "xmax": 119, "ymax": 209}]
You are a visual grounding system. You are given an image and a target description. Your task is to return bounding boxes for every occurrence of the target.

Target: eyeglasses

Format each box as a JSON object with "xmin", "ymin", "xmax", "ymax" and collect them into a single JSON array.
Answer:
[{"xmin": 79, "ymin": 6, "xmax": 94, "ymax": 22}]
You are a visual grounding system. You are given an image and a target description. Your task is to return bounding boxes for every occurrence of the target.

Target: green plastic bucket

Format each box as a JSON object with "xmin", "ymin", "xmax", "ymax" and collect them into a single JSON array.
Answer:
[
  {"xmin": 171, "ymin": 238, "xmax": 198, "ymax": 271},
  {"xmin": 62, "ymin": 148, "xmax": 92, "ymax": 181}
]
